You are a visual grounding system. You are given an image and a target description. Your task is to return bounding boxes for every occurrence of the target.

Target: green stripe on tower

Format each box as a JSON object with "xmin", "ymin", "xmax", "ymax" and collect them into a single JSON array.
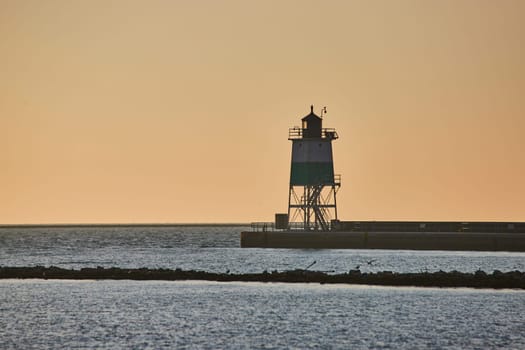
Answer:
[{"xmin": 290, "ymin": 162, "xmax": 334, "ymax": 185}]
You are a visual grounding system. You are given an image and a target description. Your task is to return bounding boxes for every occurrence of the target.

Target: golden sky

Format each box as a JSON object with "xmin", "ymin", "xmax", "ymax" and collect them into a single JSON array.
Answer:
[{"xmin": 2, "ymin": 0, "xmax": 524, "ymax": 223}]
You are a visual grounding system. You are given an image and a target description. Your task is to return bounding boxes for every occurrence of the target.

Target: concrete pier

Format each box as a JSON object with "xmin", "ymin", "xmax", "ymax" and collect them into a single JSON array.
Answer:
[{"xmin": 240, "ymin": 231, "xmax": 525, "ymax": 252}]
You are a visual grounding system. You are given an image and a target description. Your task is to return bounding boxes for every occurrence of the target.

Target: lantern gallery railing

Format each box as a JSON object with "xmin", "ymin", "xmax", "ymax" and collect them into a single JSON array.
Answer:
[{"xmin": 288, "ymin": 128, "xmax": 339, "ymax": 140}]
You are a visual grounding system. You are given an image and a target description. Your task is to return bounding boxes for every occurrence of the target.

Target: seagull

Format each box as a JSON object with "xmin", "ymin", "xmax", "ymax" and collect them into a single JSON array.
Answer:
[
  {"xmin": 366, "ymin": 259, "xmax": 377, "ymax": 265},
  {"xmin": 305, "ymin": 260, "xmax": 317, "ymax": 270}
]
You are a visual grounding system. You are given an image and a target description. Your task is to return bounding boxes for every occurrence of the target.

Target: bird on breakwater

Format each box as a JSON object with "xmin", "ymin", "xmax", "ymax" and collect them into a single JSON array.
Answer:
[
  {"xmin": 355, "ymin": 259, "xmax": 378, "ymax": 270},
  {"xmin": 305, "ymin": 261, "xmax": 317, "ymax": 270}
]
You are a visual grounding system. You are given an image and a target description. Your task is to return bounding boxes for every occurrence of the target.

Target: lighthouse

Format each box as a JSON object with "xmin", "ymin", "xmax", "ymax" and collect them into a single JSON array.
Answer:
[
  {"xmin": 287, "ymin": 105, "xmax": 340, "ymax": 231},
  {"xmin": 241, "ymin": 107, "xmax": 525, "ymax": 249}
]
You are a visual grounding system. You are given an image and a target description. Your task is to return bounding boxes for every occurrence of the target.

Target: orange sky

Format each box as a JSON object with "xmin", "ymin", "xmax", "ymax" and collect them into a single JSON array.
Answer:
[{"xmin": 2, "ymin": 0, "xmax": 524, "ymax": 224}]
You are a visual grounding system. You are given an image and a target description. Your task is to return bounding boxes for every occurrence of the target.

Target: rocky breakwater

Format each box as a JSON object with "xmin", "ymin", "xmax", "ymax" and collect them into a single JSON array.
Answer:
[{"xmin": 1, "ymin": 266, "xmax": 524, "ymax": 289}]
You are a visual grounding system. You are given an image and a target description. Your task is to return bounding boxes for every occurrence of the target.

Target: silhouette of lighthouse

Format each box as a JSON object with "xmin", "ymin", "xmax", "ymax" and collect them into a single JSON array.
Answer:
[{"xmin": 287, "ymin": 105, "xmax": 340, "ymax": 231}]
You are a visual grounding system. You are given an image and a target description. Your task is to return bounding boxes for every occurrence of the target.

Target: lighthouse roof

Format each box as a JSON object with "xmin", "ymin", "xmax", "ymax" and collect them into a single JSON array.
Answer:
[{"xmin": 302, "ymin": 105, "xmax": 321, "ymax": 121}]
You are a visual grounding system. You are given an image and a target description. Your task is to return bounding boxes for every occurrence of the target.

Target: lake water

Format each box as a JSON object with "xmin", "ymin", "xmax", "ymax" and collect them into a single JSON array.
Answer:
[{"xmin": 1, "ymin": 225, "xmax": 524, "ymax": 349}]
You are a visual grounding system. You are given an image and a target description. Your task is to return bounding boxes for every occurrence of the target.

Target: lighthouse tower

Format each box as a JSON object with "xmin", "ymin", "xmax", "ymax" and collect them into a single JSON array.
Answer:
[{"xmin": 287, "ymin": 106, "xmax": 340, "ymax": 231}]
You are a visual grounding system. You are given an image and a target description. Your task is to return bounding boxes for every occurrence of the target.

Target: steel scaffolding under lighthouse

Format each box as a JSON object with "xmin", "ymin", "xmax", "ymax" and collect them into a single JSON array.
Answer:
[{"xmin": 287, "ymin": 106, "xmax": 340, "ymax": 231}]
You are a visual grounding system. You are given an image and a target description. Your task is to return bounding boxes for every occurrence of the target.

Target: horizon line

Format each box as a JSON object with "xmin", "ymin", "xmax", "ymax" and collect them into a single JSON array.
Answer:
[{"xmin": 0, "ymin": 223, "xmax": 251, "ymax": 228}]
